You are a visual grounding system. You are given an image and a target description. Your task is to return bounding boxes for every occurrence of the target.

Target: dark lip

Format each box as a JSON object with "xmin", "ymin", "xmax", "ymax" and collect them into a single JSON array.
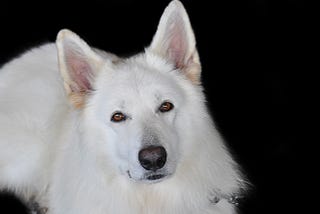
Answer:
[
  {"xmin": 146, "ymin": 174, "xmax": 165, "ymax": 180},
  {"xmin": 126, "ymin": 171, "xmax": 171, "ymax": 183}
]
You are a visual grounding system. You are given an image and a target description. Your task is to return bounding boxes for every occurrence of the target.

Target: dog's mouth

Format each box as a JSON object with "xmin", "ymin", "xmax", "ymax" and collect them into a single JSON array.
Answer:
[
  {"xmin": 143, "ymin": 173, "xmax": 169, "ymax": 183},
  {"xmin": 146, "ymin": 174, "xmax": 165, "ymax": 180},
  {"xmin": 126, "ymin": 170, "xmax": 169, "ymax": 183}
]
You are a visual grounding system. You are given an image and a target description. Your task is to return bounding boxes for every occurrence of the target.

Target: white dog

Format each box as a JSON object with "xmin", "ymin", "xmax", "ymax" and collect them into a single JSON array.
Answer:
[{"xmin": 0, "ymin": 1, "xmax": 246, "ymax": 213}]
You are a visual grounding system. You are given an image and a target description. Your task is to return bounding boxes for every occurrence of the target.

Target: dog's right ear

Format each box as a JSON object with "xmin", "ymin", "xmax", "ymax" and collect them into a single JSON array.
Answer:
[{"xmin": 56, "ymin": 29, "xmax": 103, "ymax": 108}]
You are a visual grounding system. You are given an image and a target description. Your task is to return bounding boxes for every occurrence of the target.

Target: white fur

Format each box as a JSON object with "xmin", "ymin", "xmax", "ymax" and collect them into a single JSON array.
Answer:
[{"xmin": 0, "ymin": 1, "xmax": 246, "ymax": 213}]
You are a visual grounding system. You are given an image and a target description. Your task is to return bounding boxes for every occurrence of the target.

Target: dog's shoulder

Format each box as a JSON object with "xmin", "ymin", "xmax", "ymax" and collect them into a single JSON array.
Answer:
[{"xmin": 0, "ymin": 43, "xmax": 57, "ymax": 74}]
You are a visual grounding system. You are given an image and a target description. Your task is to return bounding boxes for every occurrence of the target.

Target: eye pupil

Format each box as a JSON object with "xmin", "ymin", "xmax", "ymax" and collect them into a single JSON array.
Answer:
[
  {"xmin": 159, "ymin": 101, "xmax": 174, "ymax": 113},
  {"xmin": 111, "ymin": 112, "xmax": 126, "ymax": 122}
]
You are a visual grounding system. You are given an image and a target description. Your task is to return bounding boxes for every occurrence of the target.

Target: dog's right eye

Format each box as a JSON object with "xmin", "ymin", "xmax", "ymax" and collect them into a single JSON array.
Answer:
[
  {"xmin": 111, "ymin": 112, "xmax": 126, "ymax": 122},
  {"xmin": 159, "ymin": 101, "xmax": 174, "ymax": 113}
]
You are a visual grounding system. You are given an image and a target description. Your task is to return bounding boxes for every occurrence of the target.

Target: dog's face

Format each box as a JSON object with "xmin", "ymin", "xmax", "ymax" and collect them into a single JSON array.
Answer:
[
  {"xmin": 91, "ymin": 58, "xmax": 186, "ymax": 182},
  {"xmin": 56, "ymin": 0, "xmax": 201, "ymax": 183}
]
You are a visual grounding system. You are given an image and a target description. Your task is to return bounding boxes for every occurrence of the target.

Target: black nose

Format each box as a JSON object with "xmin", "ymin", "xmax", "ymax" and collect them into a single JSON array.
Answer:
[{"xmin": 138, "ymin": 146, "xmax": 167, "ymax": 171}]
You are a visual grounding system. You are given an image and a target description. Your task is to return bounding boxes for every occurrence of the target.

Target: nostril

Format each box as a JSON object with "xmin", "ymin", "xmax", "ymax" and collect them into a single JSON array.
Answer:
[
  {"xmin": 138, "ymin": 146, "xmax": 167, "ymax": 171},
  {"xmin": 140, "ymin": 159, "xmax": 152, "ymax": 169},
  {"xmin": 156, "ymin": 156, "xmax": 166, "ymax": 168}
]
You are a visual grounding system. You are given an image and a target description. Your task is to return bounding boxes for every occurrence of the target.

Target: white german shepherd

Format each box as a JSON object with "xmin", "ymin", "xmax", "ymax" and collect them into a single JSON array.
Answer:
[{"xmin": 0, "ymin": 1, "xmax": 246, "ymax": 213}]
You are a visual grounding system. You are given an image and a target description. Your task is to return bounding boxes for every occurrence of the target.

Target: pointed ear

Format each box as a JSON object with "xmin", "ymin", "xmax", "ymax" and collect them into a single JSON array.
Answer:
[
  {"xmin": 56, "ymin": 29, "xmax": 103, "ymax": 108},
  {"xmin": 149, "ymin": 0, "xmax": 201, "ymax": 84}
]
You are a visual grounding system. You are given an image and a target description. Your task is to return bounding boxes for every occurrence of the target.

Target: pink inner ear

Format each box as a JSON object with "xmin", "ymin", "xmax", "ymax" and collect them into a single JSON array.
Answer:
[
  {"xmin": 167, "ymin": 18, "xmax": 188, "ymax": 69},
  {"xmin": 169, "ymin": 32, "xmax": 186, "ymax": 69},
  {"xmin": 66, "ymin": 52, "xmax": 93, "ymax": 92}
]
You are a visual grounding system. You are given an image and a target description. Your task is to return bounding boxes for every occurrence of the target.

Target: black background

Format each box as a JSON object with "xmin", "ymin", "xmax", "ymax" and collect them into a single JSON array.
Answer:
[{"xmin": 0, "ymin": 0, "xmax": 313, "ymax": 213}]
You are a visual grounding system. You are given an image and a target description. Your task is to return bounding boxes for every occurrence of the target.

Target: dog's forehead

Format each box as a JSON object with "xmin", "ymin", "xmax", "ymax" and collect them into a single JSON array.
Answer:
[
  {"xmin": 99, "ymin": 54, "xmax": 181, "ymax": 94},
  {"xmin": 94, "ymin": 54, "xmax": 186, "ymax": 109}
]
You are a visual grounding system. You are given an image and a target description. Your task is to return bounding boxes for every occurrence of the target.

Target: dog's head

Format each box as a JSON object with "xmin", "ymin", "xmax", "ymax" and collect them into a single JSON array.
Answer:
[{"xmin": 56, "ymin": 0, "xmax": 202, "ymax": 183}]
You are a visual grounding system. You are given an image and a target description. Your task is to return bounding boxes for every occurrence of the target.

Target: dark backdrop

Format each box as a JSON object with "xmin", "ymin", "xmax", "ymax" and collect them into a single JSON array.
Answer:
[{"xmin": 0, "ymin": 0, "xmax": 312, "ymax": 213}]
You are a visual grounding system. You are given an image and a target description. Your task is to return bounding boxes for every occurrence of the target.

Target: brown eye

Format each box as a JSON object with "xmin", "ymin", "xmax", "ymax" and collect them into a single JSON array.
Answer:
[
  {"xmin": 111, "ymin": 112, "xmax": 126, "ymax": 122},
  {"xmin": 159, "ymin": 101, "xmax": 174, "ymax": 113}
]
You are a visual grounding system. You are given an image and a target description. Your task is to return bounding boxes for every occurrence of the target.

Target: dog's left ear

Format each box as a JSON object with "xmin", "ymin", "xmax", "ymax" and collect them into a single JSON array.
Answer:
[
  {"xmin": 149, "ymin": 0, "xmax": 201, "ymax": 84},
  {"xmin": 56, "ymin": 29, "xmax": 104, "ymax": 108}
]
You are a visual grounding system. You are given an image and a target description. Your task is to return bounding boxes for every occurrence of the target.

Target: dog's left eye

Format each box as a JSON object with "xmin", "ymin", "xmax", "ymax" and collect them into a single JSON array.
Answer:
[
  {"xmin": 111, "ymin": 112, "xmax": 127, "ymax": 122},
  {"xmin": 159, "ymin": 101, "xmax": 174, "ymax": 113}
]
